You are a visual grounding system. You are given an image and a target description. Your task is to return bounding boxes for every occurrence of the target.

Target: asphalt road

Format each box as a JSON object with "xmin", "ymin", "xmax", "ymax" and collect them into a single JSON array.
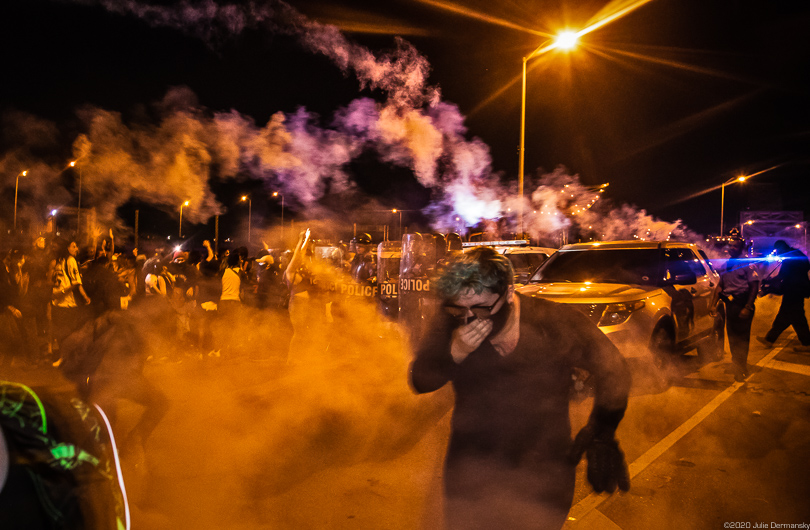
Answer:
[
  {"xmin": 3, "ymin": 295, "xmax": 809, "ymax": 529},
  {"xmin": 565, "ymin": 294, "xmax": 810, "ymax": 530}
]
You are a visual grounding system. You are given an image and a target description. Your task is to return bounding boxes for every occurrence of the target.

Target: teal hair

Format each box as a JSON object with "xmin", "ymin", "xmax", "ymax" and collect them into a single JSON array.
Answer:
[{"xmin": 436, "ymin": 246, "xmax": 513, "ymax": 300}]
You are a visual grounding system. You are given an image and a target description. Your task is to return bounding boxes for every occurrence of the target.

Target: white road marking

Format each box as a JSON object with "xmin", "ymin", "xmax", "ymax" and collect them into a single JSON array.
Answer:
[
  {"xmin": 565, "ymin": 343, "xmax": 789, "ymax": 528},
  {"xmin": 764, "ymin": 359, "xmax": 810, "ymax": 376}
]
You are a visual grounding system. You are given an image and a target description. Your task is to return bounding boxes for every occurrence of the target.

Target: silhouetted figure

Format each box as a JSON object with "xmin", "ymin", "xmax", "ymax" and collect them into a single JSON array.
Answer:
[{"xmin": 758, "ymin": 240, "xmax": 810, "ymax": 353}]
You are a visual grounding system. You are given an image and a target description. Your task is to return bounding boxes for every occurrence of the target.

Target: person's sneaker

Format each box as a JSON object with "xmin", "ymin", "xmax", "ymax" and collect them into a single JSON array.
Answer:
[
  {"xmin": 755, "ymin": 336, "xmax": 774, "ymax": 348},
  {"xmin": 793, "ymin": 344, "xmax": 810, "ymax": 353}
]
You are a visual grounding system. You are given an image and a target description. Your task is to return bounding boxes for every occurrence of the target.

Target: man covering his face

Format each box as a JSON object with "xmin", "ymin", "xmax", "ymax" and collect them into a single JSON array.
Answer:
[{"xmin": 410, "ymin": 247, "xmax": 632, "ymax": 530}]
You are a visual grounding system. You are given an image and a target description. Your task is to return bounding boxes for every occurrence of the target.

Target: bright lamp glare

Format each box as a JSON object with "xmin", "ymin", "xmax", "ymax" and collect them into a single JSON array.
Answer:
[
  {"xmin": 51, "ymin": 209, "xmax": 57, "ymax": 216},
  {"xmin": 738, "ymin": 176, "xmax": 746, "ymax": 182},
  {"xmin": 555, "ymin": 31, "xmax": 578, "ymax": 50}
]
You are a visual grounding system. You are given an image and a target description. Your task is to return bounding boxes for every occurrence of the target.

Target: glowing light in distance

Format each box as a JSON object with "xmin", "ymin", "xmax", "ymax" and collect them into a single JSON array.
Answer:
[
  {"xmin": 174, "ymin": 245, "xmax": 181, "ymax": 252},
  {"xmin": 51, "ymin": 209, "xmax": 57, "ymax": 216},
  {"xmin": 69, "ymin": 161, "xmax": 76, "ymax": 167},
  {"xmin": 183, "ymin": 201, "xmax": 190, "ymax": 206},
  {"xmin": 241, "ymin": 196, "xmax": 248, "ymax": 202},
  {"xmin": 555, "ymin": 31, "xmax": 579, "ymax": 50}
]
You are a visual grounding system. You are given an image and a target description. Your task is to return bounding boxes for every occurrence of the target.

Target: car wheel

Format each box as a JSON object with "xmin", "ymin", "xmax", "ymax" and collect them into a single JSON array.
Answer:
[
  {"xmin": 697, "ymin": 311, "xmax": 725, "ymax": 362},
  {"xmin": 650, "ymin": 324, "xmax": 676, "ymax": 370}
]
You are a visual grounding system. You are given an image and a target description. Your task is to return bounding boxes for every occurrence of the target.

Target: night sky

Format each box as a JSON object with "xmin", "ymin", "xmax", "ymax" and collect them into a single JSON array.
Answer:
[{"xmin": 2, "ymin": 0, "xmax": 809, "ymax": 239}]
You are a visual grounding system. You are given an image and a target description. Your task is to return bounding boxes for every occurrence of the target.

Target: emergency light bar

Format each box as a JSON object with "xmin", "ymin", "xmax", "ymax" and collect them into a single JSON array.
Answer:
[{"xmin": 461, "ymin": 240, "xmax": 530, "ymax": 248}]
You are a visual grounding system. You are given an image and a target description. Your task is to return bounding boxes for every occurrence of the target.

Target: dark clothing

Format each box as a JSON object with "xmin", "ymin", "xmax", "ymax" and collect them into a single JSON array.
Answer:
[
  {"xmin": 766, "ymin": 249, "xmax": 810, "ymax": 297},
  {"xmin": 82, "ymin": 261, "xmax": 123, "ymax": 316},
  {"xmin": 410, "ymin": 294, "xmax": 630, "ymax": 530},
  {"xmin": 718, "ymin": 259, "xmax": 758, "ymax": 373},
  {"xmin": 726, "ymin": 300, "xmax": 755, "ymax": 371},
  {"xmin": 765, "ymin": 248, "xmax": 810, "ymax": 346},
  {"xmin": 765, "ymin": 294, "xmax": 810, "ymax": 345}
]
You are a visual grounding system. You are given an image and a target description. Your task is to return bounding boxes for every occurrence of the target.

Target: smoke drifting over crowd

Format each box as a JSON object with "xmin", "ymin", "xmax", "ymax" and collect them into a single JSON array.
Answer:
[{"xmin": 2, "ymin": 0, "xmax": 701, "ymax": 243}]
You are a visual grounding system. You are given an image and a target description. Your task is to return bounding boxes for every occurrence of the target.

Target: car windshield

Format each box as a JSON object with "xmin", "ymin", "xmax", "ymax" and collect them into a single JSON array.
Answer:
[
  {"xmin": 507, "ymin": 253, "xmax": 549, "ymax": 271},
  {"xmin": 529, "ymin": 248, "xmax": 661, "ymax": 285}
]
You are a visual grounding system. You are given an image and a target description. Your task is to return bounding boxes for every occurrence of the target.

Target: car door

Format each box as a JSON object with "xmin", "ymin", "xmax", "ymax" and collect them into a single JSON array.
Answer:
[{"xmin": 664, "ymin": 248, "xmax": 714, "ymax": 340}]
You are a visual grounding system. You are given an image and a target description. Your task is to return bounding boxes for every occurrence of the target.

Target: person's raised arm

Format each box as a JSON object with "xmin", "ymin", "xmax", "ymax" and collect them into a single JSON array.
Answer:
[
  {"xmin": 284, "ymin": 230, "xmax": 308, "ymax": 286},
  {"xmin": 203, "ymin": 240, "xmax": 214, "ymax": 262}
]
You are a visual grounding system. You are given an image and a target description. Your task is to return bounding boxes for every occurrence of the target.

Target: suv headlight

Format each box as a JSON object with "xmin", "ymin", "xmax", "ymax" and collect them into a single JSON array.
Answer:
[{"xmin": 598, "ymin": 300, "xmax": 646, "ymax": 327}]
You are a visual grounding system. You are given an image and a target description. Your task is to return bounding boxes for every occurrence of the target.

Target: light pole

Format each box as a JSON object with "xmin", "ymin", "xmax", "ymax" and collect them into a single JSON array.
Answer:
[
  {"xmin": 720, "ymin": 175, "xmax": 746, "ymax": 237},
  {"xmin": 742, "ymin": 220, "xmax": 754, "ymax": 246},
  {"xmin": 392, "ymin": 209, "xmax": 403, "ymax": 241},
  {"xmin": 13, "ymin": 170, "xmax": 28, "ymax": 232},
  {"xmin": 272, "ymin": 191, "xmax": 284, "ymax": 241},
  {"xmin": 69, "ymin": 161, "xmax": 83, "ymax": 235},
  {"xmin": 796, "ymin": 223, "xmax": 807, "ymax": 255},
  {"xmin": 179, "ymin": 200, "xmax": 189, "ymax": 239},
  {"xmin": 241, "ymin": 195, "xmax": 252, "ymax": 244},
  {"xmin": 518, "ymin": 31, "xmax": 579, "ymax": 237}
]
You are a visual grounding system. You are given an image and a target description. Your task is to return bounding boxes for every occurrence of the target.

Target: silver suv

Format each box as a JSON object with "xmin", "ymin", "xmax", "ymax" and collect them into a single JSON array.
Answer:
[
  {"xmin": 463, "ymin": 241, "xmax": 556, "ymax": 285},
  {"xmin": 516, "ymin": 241, "xmax": 725, "ymax": 364}
]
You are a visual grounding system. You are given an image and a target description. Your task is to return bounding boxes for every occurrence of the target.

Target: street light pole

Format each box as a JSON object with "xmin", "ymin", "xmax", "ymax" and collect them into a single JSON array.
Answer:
[
  {"xmin": 76, "ymin": 166, "xmax": 82, "ymax": 235},
  {"xmin": 14, "ymin": 170, "xmax": 27, "ymax": 231},
  {"xmin": 518, "ymin": 56, "xmax": 528, "ymax": 238},
  {"xmin": 517, "ymin": 31, "xmax": 579, "ymax": 238},
  {"xmin": 273, "ymin": 192, "xmax": 284, "ymax": 242},
  {"xmin": 241, "ymin": 196, "xmax": 252, "ymax": 244},
  {"xmin": 179, "ymin": 201, "xmax": 189, "ymax": 239},
  {"xmin": 720, "ymin": 176, "xmax": 746, "ymax": 237},
  {"xmin": 392, "ymin": 209, "xmax": 403, "ymax": 241}
]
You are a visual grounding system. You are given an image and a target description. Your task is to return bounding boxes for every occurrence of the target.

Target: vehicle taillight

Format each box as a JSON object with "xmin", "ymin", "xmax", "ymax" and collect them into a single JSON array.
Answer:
[{"xmin": 598, "ymin": 300, "xmax": 646, "ymax": 327}]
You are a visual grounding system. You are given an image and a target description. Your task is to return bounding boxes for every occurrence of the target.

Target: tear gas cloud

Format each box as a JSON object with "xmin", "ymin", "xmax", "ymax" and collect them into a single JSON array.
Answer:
[
  {"xmin": 84, "ymin": 270, "xmax": 452, "ymax": 529},
  {"xmin": 1, "ymin": 0, "xmax": 705, "ymax": 245}
]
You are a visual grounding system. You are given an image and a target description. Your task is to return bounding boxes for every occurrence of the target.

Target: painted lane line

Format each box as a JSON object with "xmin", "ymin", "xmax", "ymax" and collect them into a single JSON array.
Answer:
[
  {"xmin": 566, "ymin": 343, "xmax": 787, "ymax": 526},
  {"xmin": 764, "ymin": 359, "xmax": 810, "ymax": 377}
]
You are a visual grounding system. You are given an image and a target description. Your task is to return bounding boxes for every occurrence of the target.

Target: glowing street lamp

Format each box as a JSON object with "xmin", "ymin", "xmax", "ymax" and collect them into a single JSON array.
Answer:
[
  {"xmin": 272, "ymin": 191, "xmax": 284, "ymax": 241},
  {"xmin": 179, "ymin": 200, "xmax": 189, "ymax": 239},
  {"xmin": 392, "ymin": 209, "xmax": 403, "ymax": 241},
  {"xmin": 13, "ymin": 170, "xmax": 28, "ymax": 231},
  {"xmin": 68, "ymin": 160, "xmax": 84, "ymax": 235},
  {"xmin": 518, "ymin": 30, "xmax": 580, "ymax": 237},
  {"xmin": 720, "ymin": 175, "xmax": 747, "ymax": 236},
  {"xmin": 241, "ymin": 195, "xmax": 252, "ymax": 244}
]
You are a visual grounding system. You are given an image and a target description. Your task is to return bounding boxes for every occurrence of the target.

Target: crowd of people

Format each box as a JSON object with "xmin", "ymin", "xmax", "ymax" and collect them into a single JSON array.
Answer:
[
  {"xmin": 0, "ymin": 232, "xmax": 314, "ymax": 369},
  {"xmin": 0, "ymin": 228, "xmax": 391, "ymax": 372}
]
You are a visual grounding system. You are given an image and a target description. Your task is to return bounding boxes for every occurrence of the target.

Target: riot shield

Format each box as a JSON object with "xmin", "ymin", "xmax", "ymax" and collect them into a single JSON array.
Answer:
[{"xmin": 377, "ymin": 241, "xmax": 401, "ymax": 320}]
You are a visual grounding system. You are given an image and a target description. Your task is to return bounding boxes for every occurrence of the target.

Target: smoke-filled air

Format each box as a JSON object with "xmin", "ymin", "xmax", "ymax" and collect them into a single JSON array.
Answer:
[
  {"xmin": 1, "ymin": 2, "xmax": 758, "ymax": 528},
  {"xmin": 0, "ymin": 0, "xmax": 703, "ymax": 244}
]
